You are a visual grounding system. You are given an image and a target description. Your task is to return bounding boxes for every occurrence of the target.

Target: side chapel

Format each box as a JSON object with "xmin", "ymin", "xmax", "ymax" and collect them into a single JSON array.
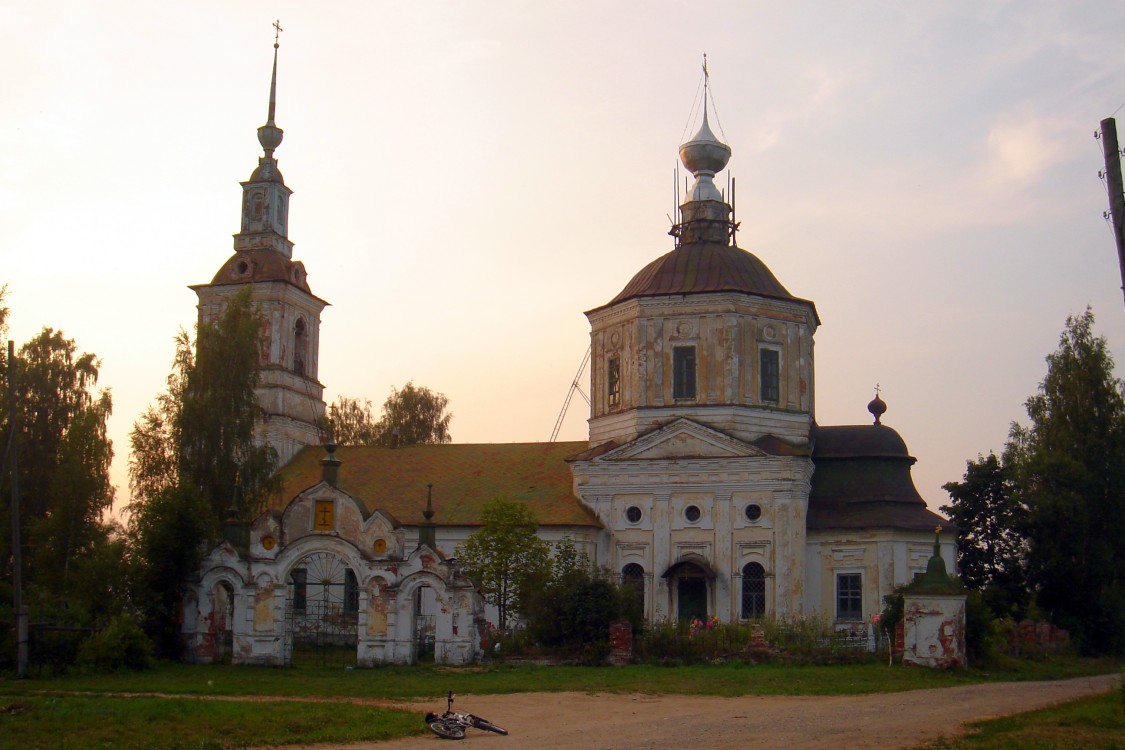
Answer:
[{"xmin": 184, "ymin": 39, "xmax": 955, "ymax": 666}]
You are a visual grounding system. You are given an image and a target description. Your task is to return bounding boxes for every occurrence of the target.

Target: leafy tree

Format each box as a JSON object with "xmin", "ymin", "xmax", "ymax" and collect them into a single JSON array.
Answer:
[
  {"xmin": 326, "ymin": 396, "xmax": 380, "ymax": 446},
  {"xmin": 458, "ymin": 497, "xmax": 550, "ymax": 630},
  {"xmin": 941, "ymin": 452, "xmax": 1030, "ymax": 617},
  {"xmin": 129, "ymin": 288, "xmax": 277, "ymax": 520},
  {"xmin": 0, "ymin": 323, "xmax": 115, "ymax": 600},
  {"xmin": 327, "ymin": 383, "xmax": 452, "ymax": 447},
  {"xmin": 374, "ymin": 381, "xmax": 452, "ymax": 446},
  {"xmin": 1007, "ymin": 308, "xmax": 1125, "ymax": 654},
  {"xmin": 128, "ymin": 288, "xmax": 278, "ymax": 654},
  {"xmin": 129, "ymin": 483, "xmax": 212, "ymax": 657}
]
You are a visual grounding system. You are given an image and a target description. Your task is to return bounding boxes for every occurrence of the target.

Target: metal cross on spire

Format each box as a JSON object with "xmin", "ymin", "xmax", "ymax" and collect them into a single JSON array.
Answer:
[{"xmin": 273, "ymin": 19, "xmax": 283, "ymax": 48}]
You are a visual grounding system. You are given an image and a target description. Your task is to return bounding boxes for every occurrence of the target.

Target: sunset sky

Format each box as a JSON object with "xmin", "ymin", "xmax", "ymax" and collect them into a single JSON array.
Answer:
[{"xmin": 3, "ymin": 1, "xmax": 1124, "ymax": 516}]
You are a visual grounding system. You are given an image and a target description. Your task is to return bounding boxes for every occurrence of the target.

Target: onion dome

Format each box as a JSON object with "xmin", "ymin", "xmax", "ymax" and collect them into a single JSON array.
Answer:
[
  {"xmin": 678, "ymin": 105, "xmax": 731, "ymax": 203},
  {"xmin": 868, "ymin": 391, "xmax": 887, "ymax": 425}
]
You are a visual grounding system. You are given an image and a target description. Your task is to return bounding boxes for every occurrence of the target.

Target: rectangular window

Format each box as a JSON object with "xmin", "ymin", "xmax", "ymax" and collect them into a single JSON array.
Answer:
[
  {"xmin": 836, "ymin": 573, "xmax": 862, "ymax": 621},
  {"xmin": 607, "ymin": 357, "xmax": 621, "ymax": 407},
  {"xmin": 291, "ymin": 569, "xmax": 307, "ymax": 612},
  {"xmin": 673, "ymin": 346, "xmax": 696, "ymax": 400},
  {"xmin": 760, "ymin": 348, "xmax": 780, "ymax": 403}
]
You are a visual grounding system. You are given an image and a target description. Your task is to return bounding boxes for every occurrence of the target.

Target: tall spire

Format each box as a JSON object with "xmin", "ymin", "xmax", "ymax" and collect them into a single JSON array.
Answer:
[
  {"xmin": 679, "ymin": 54, "xmax": 731, "ymax": 204},
  {"xmin": 257, "ymin": 20, "xmax": 284, "ymax": 159},
  {"xmin": 674, "ymin": 55, "xmax": 735, "ymax": 246},
  {"xmin": 235, "ymin": 21, "xmax": 294, "ymax": 256}
]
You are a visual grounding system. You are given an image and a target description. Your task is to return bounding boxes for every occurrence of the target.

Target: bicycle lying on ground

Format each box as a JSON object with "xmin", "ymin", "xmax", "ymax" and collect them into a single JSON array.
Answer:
[{"xmin": 425, "ymin": 691, "xmax": 508, "ymax": 740}]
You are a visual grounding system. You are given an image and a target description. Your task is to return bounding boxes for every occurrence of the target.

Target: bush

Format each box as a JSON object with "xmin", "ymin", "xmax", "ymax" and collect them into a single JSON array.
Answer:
[
  {"xmin": 520, "ymin": 538, "xmax": 641, "ymax": 660},
  {"xmin": 77, "ymin": 614, "xmax": 154, "ymax": 672},
  {"xmin": 965, "ymin": 590, "xmax": 996, "ymax": 662}
]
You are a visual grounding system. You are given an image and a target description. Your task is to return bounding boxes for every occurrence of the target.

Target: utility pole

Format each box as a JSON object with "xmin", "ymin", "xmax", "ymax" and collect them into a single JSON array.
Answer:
[
  {"xmin": 7, "ymin": 340, "xmax": 27, "ymax": 678},
  {"xmin": 1098, "ymin": 118, "xmax": 1125, "ymax": 310}
]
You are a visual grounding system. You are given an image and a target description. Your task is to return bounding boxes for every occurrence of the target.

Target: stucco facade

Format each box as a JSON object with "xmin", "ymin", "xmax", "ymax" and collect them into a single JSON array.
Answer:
[{"xmin": 183, "ymin": 471, "xmax": 483, "ymax": 666}]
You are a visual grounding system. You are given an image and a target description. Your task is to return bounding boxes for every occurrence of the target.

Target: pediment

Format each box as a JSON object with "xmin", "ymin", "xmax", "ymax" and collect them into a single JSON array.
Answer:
[{"xmin": 597, "ymin": 418, "xmax": 766, "ymax": 461}]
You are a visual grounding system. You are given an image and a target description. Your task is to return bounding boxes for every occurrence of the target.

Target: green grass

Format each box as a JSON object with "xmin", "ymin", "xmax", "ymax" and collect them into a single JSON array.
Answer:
[
  {"xmin": 2, "ymin": 656, "xmax": 1118, "ymax": 700},
  {"xmin": 914, "ymin": 690, "xmax": 1125, "ymax": 749},
  {"xmin": 0, "ymin": 695, "xmax": 422, "ymax": 750}
]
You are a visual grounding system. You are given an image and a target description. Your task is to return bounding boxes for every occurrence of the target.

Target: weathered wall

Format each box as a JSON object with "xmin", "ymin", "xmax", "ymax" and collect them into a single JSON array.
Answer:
[
  {"xmin": 588, "ymin": 292, "xmax": 817, "ymax": 448},
  {"xmin": 571, "ymin": 419, "xmax": 813, "ymax": 622},
  {"xmin": 183, "ymin": 481, "xmax": 483, "ymax": 667},
  {"xmin": 902, "ymin": 593, "xmax": 967, "ymax": 669}
]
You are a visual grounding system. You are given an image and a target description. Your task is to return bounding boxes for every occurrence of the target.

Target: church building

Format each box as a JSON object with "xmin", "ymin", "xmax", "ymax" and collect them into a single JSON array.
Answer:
[{"xmin": 184, "ymin": 41, "xmax": 954, "ymax": 666}]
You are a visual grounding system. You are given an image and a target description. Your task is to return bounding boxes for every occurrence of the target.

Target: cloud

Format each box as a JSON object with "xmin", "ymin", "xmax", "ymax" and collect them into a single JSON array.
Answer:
[{"xmin": 982, "ymin": 113, "xmax": 1070, "ymax": 187}]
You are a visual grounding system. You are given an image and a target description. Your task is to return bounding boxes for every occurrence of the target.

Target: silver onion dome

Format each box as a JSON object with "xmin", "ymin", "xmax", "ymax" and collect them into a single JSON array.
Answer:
[{"xmin": 678, "ymin": 105, "xmax": 731, "ymax": 203}]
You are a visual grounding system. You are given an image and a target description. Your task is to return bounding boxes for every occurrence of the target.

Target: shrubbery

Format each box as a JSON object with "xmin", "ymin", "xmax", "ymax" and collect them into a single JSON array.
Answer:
[
  {"xmin": 76, "ymin": 614, "xmax": 154, "ymax": 672},
  {"xmin": 506, "ymin": 537, "xmax": 641, "ymax": 664}
]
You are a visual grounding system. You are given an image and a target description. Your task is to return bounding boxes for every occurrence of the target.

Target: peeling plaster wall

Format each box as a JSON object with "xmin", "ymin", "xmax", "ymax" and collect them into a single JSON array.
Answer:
[
  {"xmin": 903, "ymin": 593, "xmax": 967, "ymax": 669},
  {"xmin": 184, "ymin": 482, "xmax": 483, "ymax": 667},
  {"xmin": 194, "ymin": 280, "xmax": 326, "ymax": 468},
  {"xmin": 588, "ymin": 293, "xmax": 817, "ymax": 448},
  {"xmin": 572, "ymin": 435, "xmax": 813, "ymax": 622},
  {"xmin": 805, "ymin": 530, "xmax": 958, "ymax": 625}
]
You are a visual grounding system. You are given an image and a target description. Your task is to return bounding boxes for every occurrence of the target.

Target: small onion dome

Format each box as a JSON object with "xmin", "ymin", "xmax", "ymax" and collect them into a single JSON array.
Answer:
[
  {"xmin": 868, "ymin": 393, "xmax": 888, "ymax": 425},
  {"xmin": 678, "ymin": 107, "xmax": 731, "ymax": 203}
]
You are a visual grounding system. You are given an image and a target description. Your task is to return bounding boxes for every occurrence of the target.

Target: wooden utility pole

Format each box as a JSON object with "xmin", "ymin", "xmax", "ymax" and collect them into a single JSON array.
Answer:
[
  {"xmin": 1098, "ymin": 118, "xmax": 1125, "ymax": 310},
  {"xmin": 7, "ymin": 340, "xmax": 27, "ymax": 677}
]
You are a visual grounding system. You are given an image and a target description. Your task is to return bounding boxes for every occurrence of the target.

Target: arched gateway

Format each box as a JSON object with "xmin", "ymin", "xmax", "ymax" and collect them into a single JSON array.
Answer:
[{"xmin": 183, "ymin": 448, "xmax": 483, "ymax": 666}]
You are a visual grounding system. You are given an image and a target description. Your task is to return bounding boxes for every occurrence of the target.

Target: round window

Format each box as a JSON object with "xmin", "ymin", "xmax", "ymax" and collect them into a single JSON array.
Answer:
[
  {"xmin": 625, "ymin": 506, "xmax": 642, "ymax": 524},
  {"xmin": 685, "ymin": 505, "xmax": 701, "ymax": 523},
  {"xmin": 745, "ymin": 504, "xmax": 762, "ymax": 522}
]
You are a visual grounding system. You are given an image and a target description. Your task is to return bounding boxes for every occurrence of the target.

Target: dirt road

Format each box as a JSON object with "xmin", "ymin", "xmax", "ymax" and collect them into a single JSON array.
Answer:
[{"xmin": 288, "ymin": 673, "xmax": 1119, "ymax": 750}]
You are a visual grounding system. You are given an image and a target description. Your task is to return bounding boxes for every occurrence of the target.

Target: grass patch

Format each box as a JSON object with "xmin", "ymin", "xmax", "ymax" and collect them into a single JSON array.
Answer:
[
  {"xmin": 1, "ymin": 656, "xmax": 1119, "ymax": 701},
  {"xmin": 0, "ymin": 695, "xmax": 422, "ymax": 750},
  {"xmin": 915, "ymin": 689, "xmax": 1125, "ymax": 749}
]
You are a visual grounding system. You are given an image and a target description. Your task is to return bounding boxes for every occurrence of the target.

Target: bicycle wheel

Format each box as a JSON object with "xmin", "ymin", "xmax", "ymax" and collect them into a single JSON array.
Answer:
[{"xmin": 427, "ymin": 719, "xmax": 466, "ymax": 740}]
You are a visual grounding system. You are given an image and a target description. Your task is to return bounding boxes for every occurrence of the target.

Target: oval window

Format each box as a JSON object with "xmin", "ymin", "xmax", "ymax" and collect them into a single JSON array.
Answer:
[
  {"xmin": 745, "ymin": 504, "xmax": 762, "ymax": 522},
  {"xmin": 685, "ymin": 505, "xmax": 701, "ymax": 523},
  {"xmin": 625, "ymin": 506, "xmax": 642, "ymax": 524}
]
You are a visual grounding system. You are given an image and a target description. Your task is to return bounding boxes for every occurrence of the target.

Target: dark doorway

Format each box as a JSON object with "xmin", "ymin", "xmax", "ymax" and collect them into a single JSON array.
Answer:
[{"xmin": 677, "ymin": 577, "xmax": 707, "ymax": 623}]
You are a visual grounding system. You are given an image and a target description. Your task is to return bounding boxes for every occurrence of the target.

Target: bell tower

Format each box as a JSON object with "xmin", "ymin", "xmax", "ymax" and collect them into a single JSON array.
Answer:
[
  {"xmin": 585, "ymin": 65, "xmax": 819, "ymax": 448},
  {"xmin": 190, "ymin": 23, "xmax": 328, "ymax": 466}
]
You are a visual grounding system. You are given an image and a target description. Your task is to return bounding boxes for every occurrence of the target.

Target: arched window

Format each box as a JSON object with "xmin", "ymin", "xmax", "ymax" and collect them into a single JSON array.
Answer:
[
  {"xmin": 622, "ymin": 563, "xmax": 645, "ymax": 611},
  {"xmin": 293, "ymin": 318, "xmax": 307, "ymax": 375},
  {"xmin": 741, "ymin": 562, "xmax": 766, "ymax": 619}
]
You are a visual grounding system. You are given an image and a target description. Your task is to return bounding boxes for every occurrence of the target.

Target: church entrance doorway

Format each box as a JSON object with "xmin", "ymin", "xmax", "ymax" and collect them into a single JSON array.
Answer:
[
  {"xmin": 412, "ymin": 585, "xmax": 436, "ymax": 663},
  {"xmin": 211, "ymin": 581, "xmax": 234, "ymax": 664},
  {"xmin": 285, "ymin": 551, "xmax": 358, "ymax": 667},
  {"xmin": 677, "ymin": 575, "xmax": 708, "ymax": 623}
]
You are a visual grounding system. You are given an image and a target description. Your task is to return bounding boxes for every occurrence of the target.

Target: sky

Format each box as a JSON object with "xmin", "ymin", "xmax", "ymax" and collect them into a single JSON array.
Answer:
[{"xmin": 3, "ymin": 1, "xmax": 1124, "ymax": 518}]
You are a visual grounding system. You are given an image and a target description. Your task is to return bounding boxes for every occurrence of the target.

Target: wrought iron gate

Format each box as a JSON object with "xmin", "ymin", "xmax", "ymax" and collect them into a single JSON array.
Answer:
[
  {"xmin": 413, "ymin": 586, "xmax": 435, "ymax": 663},
  {"xmin": 286, "ymin": 551, "xmax": 358, "ymax": 667}
]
